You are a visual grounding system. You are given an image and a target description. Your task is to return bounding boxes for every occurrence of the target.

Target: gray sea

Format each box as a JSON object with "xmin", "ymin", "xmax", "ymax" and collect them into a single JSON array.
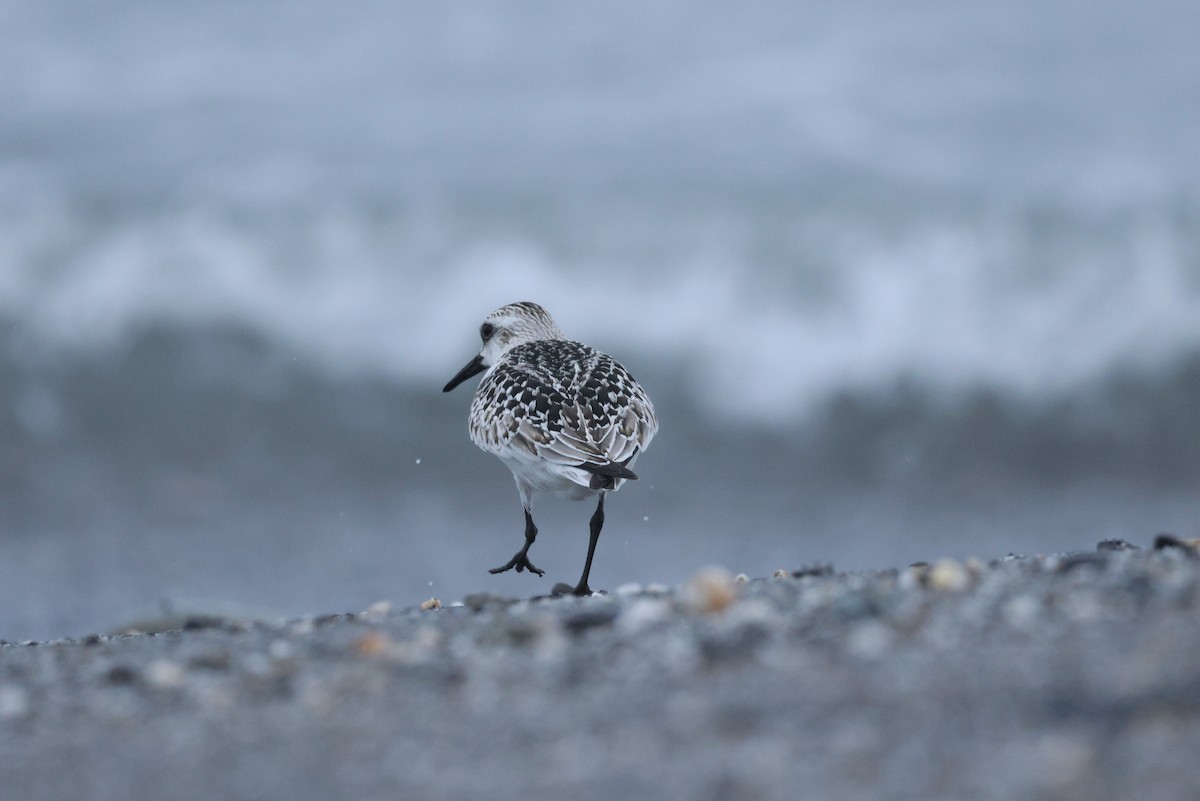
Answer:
[{"xmin": 2, "ymin": 1, "xmax": 1199, "ymax": 641}]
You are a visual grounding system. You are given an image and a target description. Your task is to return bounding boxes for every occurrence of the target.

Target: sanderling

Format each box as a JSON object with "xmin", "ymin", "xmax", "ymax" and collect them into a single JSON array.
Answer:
[{"xmin": 443, "ymin": 301, "xmax": 658, "ymax": 596}]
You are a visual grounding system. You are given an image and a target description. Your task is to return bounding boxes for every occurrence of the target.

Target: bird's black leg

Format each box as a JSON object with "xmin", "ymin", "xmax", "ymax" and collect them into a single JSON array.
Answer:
[
  {"xmin": 559, "ymin": 493, "xmax": 604, "ymax": 596},
  {"xmin": 490, "ymin": 508, "xmax": 544, "ymax": 577}
]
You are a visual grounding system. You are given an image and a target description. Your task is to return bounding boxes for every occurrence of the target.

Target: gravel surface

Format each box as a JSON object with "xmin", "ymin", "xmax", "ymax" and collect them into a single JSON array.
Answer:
[{"xmin": 3, "ymin": 539, "xmax": 1200, "ymax": 801}]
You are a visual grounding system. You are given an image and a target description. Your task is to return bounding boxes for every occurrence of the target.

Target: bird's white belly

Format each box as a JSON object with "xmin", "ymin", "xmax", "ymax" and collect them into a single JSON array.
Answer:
[{"xmin": 500, "ymin": 456, "xmax": 602, "ymax": 501}]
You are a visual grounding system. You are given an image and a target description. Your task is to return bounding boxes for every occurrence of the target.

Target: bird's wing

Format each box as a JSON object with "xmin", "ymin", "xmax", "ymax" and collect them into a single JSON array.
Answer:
[{"xmin": 468, "ymin": 349, "xmax": 657, "ymax": 477}]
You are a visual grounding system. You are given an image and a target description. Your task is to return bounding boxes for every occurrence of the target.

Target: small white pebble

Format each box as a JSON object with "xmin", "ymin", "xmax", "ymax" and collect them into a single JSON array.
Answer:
[
  {"xmin": 364, "ymin": 600, "xmax": 393, "ymax": 617},
  {"xmin": 643, "ymin": 516, "xmax": 649, "ymax": 522},
  {"xmin": 0, "ymin": 685, "xmax": 30, "ymax": 719},
  {"xmin": 144, "ymin": 659, "xmax": 185, "ymax": 690},
  {"xmin": 898, "ymin": 567, "xmax": 923, "ymax": 591},
  {"xmin": 268, "ymin": 640, "xmax": 295, "ymax": 661},
  {"xmin": 619, "ymin": 598, "xmax": 672, "ymax": 633},
  {"xmin": 415, "ymin": 458, "xmax": 422, "ymax": 464},
  {"xmin": 1003, "ymin": 595, "xmax": 1042, "ymax": 629},
  {"xmin": 420, "ymin": 597, "xmax": 442, "ymax": 611},
  {"xmin": 725, "ymin": 598, "xmax": 775, "ymax": 625},
  {"xmin": 846, "ymin": 621, "xmax": 894, "ymax": 659},
  {"xmin": 928, "ymin": 558, "xmax": 970, "ymax": 592},
  {"xmin": 735, "ymin": 573, "xmax": 749, "ymax": 583}
]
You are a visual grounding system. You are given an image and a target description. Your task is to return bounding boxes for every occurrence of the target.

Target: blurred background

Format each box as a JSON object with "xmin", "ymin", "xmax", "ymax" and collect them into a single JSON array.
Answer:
[{"xmin": 2, "ymin": 1, "xmax": 1198, "ymax": 640}]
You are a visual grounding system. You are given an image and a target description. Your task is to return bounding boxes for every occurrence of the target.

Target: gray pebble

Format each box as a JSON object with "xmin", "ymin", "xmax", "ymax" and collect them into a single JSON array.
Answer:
[{"xmin": 2, "ymin": 549, "xmax": 1199, "ymax": 801}]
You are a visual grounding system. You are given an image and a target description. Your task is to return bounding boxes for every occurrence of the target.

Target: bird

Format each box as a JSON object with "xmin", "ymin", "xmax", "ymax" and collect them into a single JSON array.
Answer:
[{"xmin": 442, "ymin": 301, "xmax": 658, "ymax": 596}]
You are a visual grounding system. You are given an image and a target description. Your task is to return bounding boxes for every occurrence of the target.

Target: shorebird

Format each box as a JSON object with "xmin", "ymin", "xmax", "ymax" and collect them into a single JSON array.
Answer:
[{"xmin": 443, "ymin": 301, "xmax": 658, "ymax": 596}]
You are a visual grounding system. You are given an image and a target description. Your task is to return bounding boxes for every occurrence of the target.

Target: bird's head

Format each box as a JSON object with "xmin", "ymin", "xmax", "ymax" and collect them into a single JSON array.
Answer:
[{"xmin": 443, "ymin": 301, "xmax": 564, "ymax": 392}]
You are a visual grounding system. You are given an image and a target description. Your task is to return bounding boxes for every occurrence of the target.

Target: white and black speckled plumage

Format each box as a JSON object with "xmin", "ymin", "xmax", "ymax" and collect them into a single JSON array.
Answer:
[
  {"xmin": 443, "ymin": 301, "xmax": 657, "ymax": 594},
  {"xmin": 469, "ymin": 338, "xmax": 656, "ymax": 495}
]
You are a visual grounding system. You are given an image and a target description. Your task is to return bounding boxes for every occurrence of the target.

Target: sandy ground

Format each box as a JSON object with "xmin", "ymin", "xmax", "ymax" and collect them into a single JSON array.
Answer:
[{"xmin": 3, "ymin": 539, "xmax": 1200, "ymax": 801}]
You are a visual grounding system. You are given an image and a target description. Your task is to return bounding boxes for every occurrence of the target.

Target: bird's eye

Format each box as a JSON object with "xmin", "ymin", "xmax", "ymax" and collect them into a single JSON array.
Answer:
[{"xmin": 480, "ymin": 323, "xmax": 495, "ymax": 341}]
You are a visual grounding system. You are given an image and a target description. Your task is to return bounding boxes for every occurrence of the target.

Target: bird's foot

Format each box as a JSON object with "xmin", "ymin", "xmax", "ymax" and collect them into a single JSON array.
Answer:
[{"xmin": 489, "ymin": 552, "xmax": 544, "ymax": 577}]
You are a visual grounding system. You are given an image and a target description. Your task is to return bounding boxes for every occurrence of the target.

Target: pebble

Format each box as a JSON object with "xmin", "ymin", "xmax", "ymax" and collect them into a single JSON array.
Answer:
[
  {"xmin": 846, "ymin": 621, "xmax": 894, "ymax": 659},
  {"xmin": 363, "ymin": 601, "xmax": 393, "ymax": 618},
  {"xmin": 1031, "ymin": 733, "xmax": 1094, "ymax": 791},
  {"xmin": 2, "ymin": 543, "xmax": 1199, "ymax": 801},
  {"xmin": 1097, "ymin": 539, "xmax": 1139, "ymax": 552},
  {"xmin": 1002, "ymin": 594, "xmax": 1043, "ymax": 630},
  {"xmin": 618, "ymin": 598, "xmax": 672, "ymax": 634},
  {"xmin": 0, "ymin": 684, "xmax": 29, "ymax": 719},
  {"xmin": 792, "ymin": 565, "xmax": 835, "ymax": 579},
  {"xmin": 268, "ymin": 640, "xmax": 295, "ymax": 661},
  {"xmin": 927, "ymin": 559, "xmax": 970, "ymax": 592},
  {"xmin": 144, "ymin": 659, "xmax": 186, "ymax": 690},
  {"xmin": 353, "ymin": 631, "xmax": 395, "ymax": 658},
  {"xmin": 682, "ymin": 566, "xmax": 738, "ymax": 614},
  {"xmin": 1057, "ymin": 552, "xmax": 1111, "ymax": 574},
  {"xmin": 898, "ymin": 565, "xmax": 925, "ymax": 591},
  {"xmin": 106, "ymin": 665, "xmax": 139, "ymax": 685},
  {"xmin": 1153, "ymin": 534, "xmax": 1198, "ymax": 554},
  {"xmin": 724, "ymin": 598, "xmax": 776, "ymax": 627},
  {"xmin": 420, "ymin": 598, "xmax": 442, "ymax": 611},
  {"xmin": 243, "ymin": 653, "xmax": 276, "ymax": 679},
  {"xmin": 563, "ymin": 606, "xmax": 619, "ymax": 634},
  {"xmin": 462, "ymin": 593, "xmax": 515, "ymax": 611}
]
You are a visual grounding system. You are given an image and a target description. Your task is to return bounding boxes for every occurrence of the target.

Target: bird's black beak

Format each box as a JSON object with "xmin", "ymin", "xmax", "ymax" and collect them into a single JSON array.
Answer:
[{"xmin": 443, "ymin": 354, "xmax": 486, "ymax": 392}]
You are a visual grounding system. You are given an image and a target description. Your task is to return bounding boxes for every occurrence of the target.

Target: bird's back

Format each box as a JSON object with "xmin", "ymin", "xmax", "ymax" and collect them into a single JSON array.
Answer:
[{"xmin": 468, "ymin": 339, "xmax": 657, "ymax": 485}]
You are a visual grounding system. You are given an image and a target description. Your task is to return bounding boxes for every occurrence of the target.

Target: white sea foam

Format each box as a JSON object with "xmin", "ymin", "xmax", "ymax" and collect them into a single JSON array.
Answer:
[
  {"xmin": 2, "ymin": 1, "xmax": 1199, "ymax": 423},
  {"xmin": 1, "ymin": 192, "xmax": 1197, "ymax": 423}
]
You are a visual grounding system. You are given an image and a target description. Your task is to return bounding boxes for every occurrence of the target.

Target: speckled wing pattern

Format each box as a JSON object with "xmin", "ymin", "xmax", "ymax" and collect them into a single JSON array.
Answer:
[{"xmin": 468, "ymin": 340, "xmax": 657, "ymax": 482}]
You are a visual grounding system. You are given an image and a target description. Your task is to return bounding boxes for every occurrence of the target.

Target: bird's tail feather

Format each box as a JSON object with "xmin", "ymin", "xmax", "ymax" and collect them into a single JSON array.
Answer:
[{"xmin": 579, "ymin": 452, "xmax": 639, "ymax": 490}]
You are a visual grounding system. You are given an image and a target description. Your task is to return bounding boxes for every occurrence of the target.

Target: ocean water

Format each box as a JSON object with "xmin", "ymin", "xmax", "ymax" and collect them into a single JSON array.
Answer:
[{"xmin": 2, "ymin": 1, "xmax": 1199, "ymax": 640}]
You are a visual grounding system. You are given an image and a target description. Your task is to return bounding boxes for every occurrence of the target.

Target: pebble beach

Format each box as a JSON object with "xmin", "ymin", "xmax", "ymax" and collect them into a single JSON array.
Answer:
[{"xmin": 3, "ymin": 538, "xmax": 1200, "ymax": 801}]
